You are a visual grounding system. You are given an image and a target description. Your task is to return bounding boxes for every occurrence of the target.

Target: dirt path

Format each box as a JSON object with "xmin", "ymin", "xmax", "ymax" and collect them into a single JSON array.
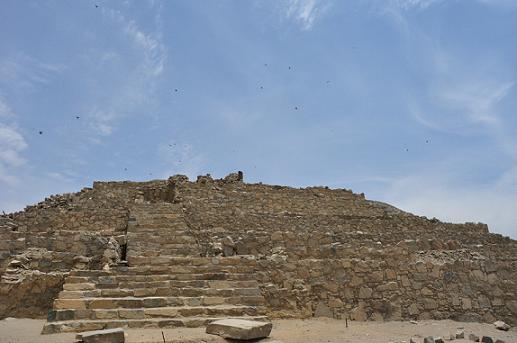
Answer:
[{"xmin": 0, "ymin": 318, "xmax": 514, "ymax": 343}]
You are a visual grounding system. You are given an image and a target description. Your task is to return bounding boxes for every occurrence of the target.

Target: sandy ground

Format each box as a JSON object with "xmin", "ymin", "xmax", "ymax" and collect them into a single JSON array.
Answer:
[{"xmin": 0, "ymin": 318, "xmax": 515, "ymax": 343}]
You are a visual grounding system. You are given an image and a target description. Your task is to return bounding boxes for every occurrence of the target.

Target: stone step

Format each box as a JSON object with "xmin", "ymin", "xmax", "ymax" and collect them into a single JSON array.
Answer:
[
  {"xmin": 53, "ymin": 296, "xmax": 265, "ymax": 309},
  {"xmin": 127, "ymin": 234, "xmax": 196, "ymax": 244},
  {"xmin": 65, "ymin": 272, "xmax": 255, "ymax": 283},
  {"xmin": 59, "ymin": 287, "xmax": 262, "ymax": 299},
  {"xmin": 70, "ymin": 265, "xmax": 256, "ymax": 277},
  {"xmin": 49, "ymin": 304, "xmax": 265, "ymax": 322},
  {"xmin": 42, "ymin": 315, "xmax": 270, "ymax": 334},
  {"xmin": 62, "ymin": 279, "xmax": 259, "ymax": 291}
]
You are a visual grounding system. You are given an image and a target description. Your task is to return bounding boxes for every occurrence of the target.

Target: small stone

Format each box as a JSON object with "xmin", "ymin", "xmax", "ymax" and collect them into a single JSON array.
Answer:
[
  {"xmin": 481, "ymin": 337, "xmax": 493, "ymax": 343},
  {"xmin": 75, "ymin": 328, "xmax": 125, "ymax": 343},
  {"xmin": 410, "ymin": 320, "xmax": 419, "ymax": 324},
  {"xmin": 456, "ymin": 330, "xmax": 465, "ymax": 339},
  {"xmin": 435, "ymin": 337, "xmax": 444, "ymax": 343},
  {"xmin": 206, "ymin": 319, "xmax": 272, "ymax": 340},
  {"xmin": 424, "ymin": 337, "xmax": 435, "ymax": 343},
  {"xmin": 410, "ymin": 338, "xmax": 418, "ymax": 343},
  {"xmin": 469, "ymin": 333, "xmax": 480, "ymax": 342},
  {"xmin": 493, "ymin": 321, "xmax": 510, "ymax": 331},
  {"xmin": 450, "ymin": 333, "xmax": 456, "ymax": 340}
]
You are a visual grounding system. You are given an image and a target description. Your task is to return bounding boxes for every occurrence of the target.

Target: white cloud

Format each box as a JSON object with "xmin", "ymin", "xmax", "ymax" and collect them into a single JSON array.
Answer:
[
  {"xmin": 285, "ymin": 0, "xmax": 331, "ymax": 30},
  {"xmin": 158, "ymin": 142, "xmax": 206, "ymax": 180},
  {"xmin": 0, "ymin": 98, "xmax": 15, "ymax": 118},
  {"xmin": 0, "ymin": 53, "xmax": 65, "ymax": 92},
  {"xmin": 0, "ymin": 123, "xmax": 27, "ymax": 185},
  {"xmin": 376, "ymin": 169, "xmax": 517, "ymax": 238},
  {"xmin": 88, "ymin": 5, "xmax": 166, "ymax": 136}
]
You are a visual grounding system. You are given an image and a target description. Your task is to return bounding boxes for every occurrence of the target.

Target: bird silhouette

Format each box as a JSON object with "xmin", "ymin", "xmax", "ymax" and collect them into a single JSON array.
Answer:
[
  {"xmin": 288, "ymin": 66, "xmax": 292, "ymax": 70},
  {"xmin": 39, "ymin": 131, "xmax": 43, "ymax": 135},
  {"xmin": 294, "ymin": 106, "xmax": 299, "ymax": 110},
  {"xmin": 260, "ymin": 86, "xmax": 263, "ymax": 90},
  {"xmin": 124, "ymin": 168, "xmax": 127, "ymax": 171},
  {"xmin": 95, "ymin": 4, "xmax": 99, "ymax": 8},
  {"xmin": 426, "ymin": 140, "xmax": 429, "ymax": 143},
  {"xmin": 264, "ymin": 63, "xmax": 268, "ymax": 67},
  {"xmin": 76, "ymin": 116, "xmax": 80, "ymax": 119},
  {"xmin": 174, "ymin": 89, "xmax": 178, "ymax": 92}
]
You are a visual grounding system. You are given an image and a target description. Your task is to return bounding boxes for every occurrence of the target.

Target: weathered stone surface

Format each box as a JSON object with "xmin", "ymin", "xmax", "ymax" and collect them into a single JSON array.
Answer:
[
  {"xmin": 424, "ymin": 336, "xmax": 435, "ymax": 343},
  {"xmin": 0, "ymin": 172, "xmax": 516, "ymax": 330},
  {"xmin": 76, "ymin": 328, "xmax": 125, "ymax": 343},
  {"xmin": 481, "ymin": 336, "xmax": 494, "ymax": 343},
  {"xmin": 469, "ymin": 333, "xmax": 480, "ymax": 342},
  {"xmin": 206, "ymin": 319, "xmax": 272, "ymax": 340},
  {"xmin": 493, "ymin": 321, "xmax": 510, "ymax": 331}
]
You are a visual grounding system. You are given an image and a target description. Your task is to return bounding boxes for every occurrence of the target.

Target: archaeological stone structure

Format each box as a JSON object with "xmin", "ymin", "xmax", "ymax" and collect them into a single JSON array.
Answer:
[{"xmin": 0, "ymin": 172, "xmax": 515, "ymax": 334}]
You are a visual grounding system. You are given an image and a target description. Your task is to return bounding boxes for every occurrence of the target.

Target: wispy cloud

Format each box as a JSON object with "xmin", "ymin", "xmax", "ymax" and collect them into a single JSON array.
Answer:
[
  {"xmin": 0, "ymin": 98, "xmax": 28, "ymax": 186},
  {"xmin": 374, "ymin": 168, "xmax": 517, "ymax": 238},
  {"xmin": 284, "ymin": 0, "xmax": 331, "ymax": 30},
  {"xmin": 158, "ymin": 142, "xmax": 206, "ymax": 180},
  {"xmin": 0, "ymin": 53, "xmax": 65, "ymax": 92},
  {"xmin": 88, "ymin": 4, "xmax": 166, "ymax": 136}
]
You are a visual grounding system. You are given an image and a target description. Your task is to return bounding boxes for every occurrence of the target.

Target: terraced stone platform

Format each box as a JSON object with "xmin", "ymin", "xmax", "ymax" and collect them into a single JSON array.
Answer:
[{"xmin": 43, "ymin": 258, "xmax": 267, "ymax": 333}]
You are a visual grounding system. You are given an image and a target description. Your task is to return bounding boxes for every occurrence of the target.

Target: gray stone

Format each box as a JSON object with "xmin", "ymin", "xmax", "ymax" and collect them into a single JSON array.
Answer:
[
  {"xmin": 456, "ymin": 330, "xmax": 465, "ymax": 339},
  {"xmin": 75, "ymin": 328, "xmax": 125, "ymax": 343},
  {"xmin": 424, "ymin": 337, "xmax": 435, "ymax": 343},
  {"xmin": 481, "ymin": 337, "xmax": 493, "ymax": 343},
  {"xmin": 469, "ymin": 333, "xmax": 480, "ymax": 342},
  {"xmin": 493, "ymin": 321, "xmax": 510, "ymax": 331},
  {"xmin": 434, "ymin": 337, "xmax": 444, "ymax": 343},
  {"xmin": 206, "ymin": 319, "xmax": 272, "ymax": 340},
  {"xmin": 410, "ymin": 337, "xmax": 418, "ymax": 343}
]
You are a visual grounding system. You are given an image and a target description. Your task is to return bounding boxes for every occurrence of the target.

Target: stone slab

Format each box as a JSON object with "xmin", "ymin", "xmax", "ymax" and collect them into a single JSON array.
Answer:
[
  {"xmin": 206, "ymin": 319, "xmax": 272, "ymax": 340},
  {"xmin": 76, "ymin": 328, "xmax": 125, "ymax": 343}
]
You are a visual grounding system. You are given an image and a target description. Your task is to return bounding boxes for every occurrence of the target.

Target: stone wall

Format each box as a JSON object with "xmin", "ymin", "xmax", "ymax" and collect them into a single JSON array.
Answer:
[{"xmin": 0, "ymin": 172, "xmax": 515, "ymax": 323}]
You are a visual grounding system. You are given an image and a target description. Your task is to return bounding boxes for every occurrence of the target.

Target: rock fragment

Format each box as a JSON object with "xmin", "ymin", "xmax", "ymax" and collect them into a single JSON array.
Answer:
[
  {"xmin": 75, "ymin": 328, "xmax": 125, "ymax": 343},
  {"xmin": 493, "ymin": 321, "xmax": 510, "ymax": 331},
  {"xmin": 206, "ymin": 319, "xmax": 272, "ymax": 340}
]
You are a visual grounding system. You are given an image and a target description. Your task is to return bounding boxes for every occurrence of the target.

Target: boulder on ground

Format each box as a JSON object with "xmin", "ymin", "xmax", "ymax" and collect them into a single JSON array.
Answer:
[
  {"xmin": 424, "ymin": 336, "xmax": 435, "ymax": 343},
  {"xmin": 75, "ymin": 328, "xmax": 125, "ymax": 343},
  {"xmin": 469, "ymin": 333, "xmax": 480, "ymax": 342},
  {"xmin": 481, "ymin": 336, "xmax": 493, "ymax": 343},
  {"xmin": 493, "ymin": 321, "xmax": 510, "ymax": 331},
  {"xmin": 206, "ymin": 319, "xmax": 272, "ymax": 340}
]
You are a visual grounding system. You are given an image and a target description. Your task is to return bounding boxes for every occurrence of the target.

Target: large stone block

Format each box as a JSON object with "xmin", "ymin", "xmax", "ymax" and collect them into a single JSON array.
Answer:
[
  {"xmin": 76, "ymin": 328, "xmax": 125, "ymax": 343},
  {"xmin": 206, "ymin": 319, "xmax": 272, "ymax": 340}
]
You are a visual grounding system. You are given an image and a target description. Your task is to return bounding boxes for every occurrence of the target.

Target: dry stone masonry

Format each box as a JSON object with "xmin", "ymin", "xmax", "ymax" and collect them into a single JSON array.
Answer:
[{"xmin": 0, "ymin": 172, "xmax": 515, "ymax": 334}]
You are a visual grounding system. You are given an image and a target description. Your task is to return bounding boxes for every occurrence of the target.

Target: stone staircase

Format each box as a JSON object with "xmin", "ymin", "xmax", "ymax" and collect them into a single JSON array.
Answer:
[
  {"xmin": 126, "ymin": 203, "xmax": 202, "ymax": 261},
  {"xmin": 42, "ymin": 203, "xmax": 268, "ymax": 334}
]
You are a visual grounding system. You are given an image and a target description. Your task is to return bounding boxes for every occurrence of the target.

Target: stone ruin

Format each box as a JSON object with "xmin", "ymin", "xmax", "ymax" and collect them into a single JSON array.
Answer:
[{"xmin": 0, "ymin": 172, "xmax": 515, "ymax": 334}]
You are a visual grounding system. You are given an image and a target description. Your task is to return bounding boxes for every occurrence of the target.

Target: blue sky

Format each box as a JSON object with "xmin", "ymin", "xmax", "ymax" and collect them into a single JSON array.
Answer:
[{"xmin": 1, "ymin": 0, "xmax": 516, "ymax": 238}]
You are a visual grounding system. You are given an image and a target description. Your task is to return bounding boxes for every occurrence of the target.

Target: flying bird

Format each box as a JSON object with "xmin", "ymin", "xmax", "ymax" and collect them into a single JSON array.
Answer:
[
  {"xmin": 39, "ymin": 131, "xmax": 43, "ymax": 135},
  {"xmin": 288, "ymin": 66, "xmax": 292, "ymax": 70},
  {"xmin": 260, "ymin": 86, "xmax": 263, "ymax": 90},
  {"xmin": 95, "ymin": 4, "xmax": 99, "ymax": 8},
  {"xmin": 294, "ymin": 106, "xmax": 299, "ymax": 110},
  {"xmin": 174, "ymin": 89, "xmax": 178, "ymax": 92},
  {"xmin": 264, "ymin": 63, "xmax": 268, "ymax": 67},
  {"xmin": 75, "ymin": 116, "xmax": 80, "ymax": 119}
]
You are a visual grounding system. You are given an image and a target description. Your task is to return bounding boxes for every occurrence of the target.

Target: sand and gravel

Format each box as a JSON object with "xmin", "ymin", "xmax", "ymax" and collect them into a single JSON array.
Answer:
[{"xmin": 0, "ymin": 317, "xmax": 515, "ymax": 343}]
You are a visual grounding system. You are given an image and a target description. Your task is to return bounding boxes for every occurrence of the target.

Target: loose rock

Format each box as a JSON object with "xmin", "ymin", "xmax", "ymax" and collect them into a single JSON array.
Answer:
[
  {"xmin": 493, "ymin": 321, "xmax": 510, "ymax": 331},
  {"xmin": 206, "ymin": 319, "xmax": 273, "ymax": 340},
  {"xmin": 75, "ymin": 328, "xmax": 125, "ymax": 343}
]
